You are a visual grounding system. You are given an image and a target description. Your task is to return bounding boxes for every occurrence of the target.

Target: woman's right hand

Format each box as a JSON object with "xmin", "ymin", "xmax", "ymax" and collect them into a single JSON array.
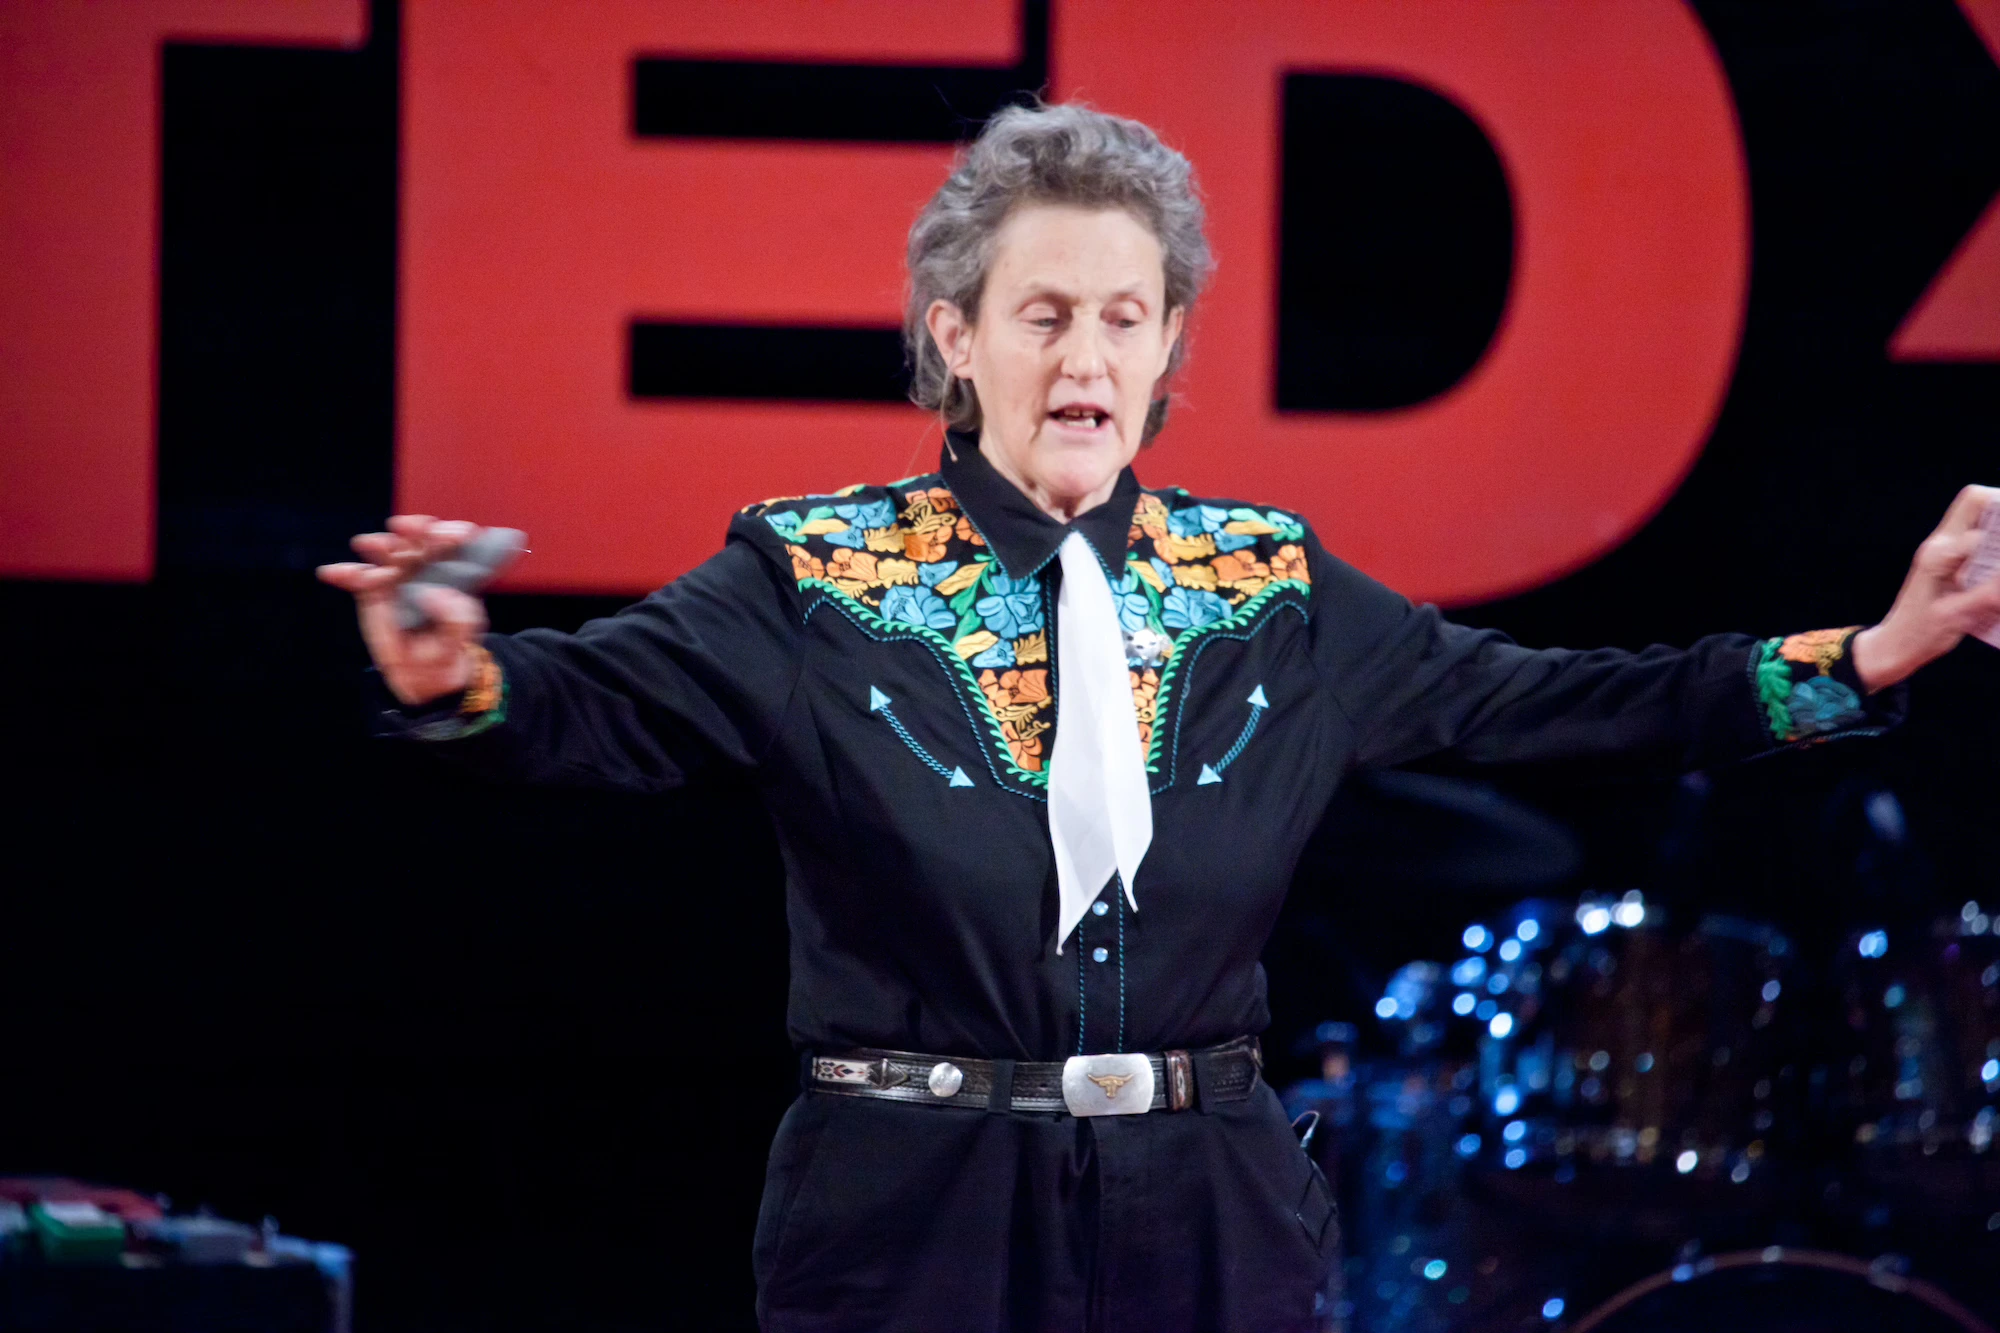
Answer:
[{"xmin": 317, "ymin": 515, "xmax": 498, "ymax": 707}]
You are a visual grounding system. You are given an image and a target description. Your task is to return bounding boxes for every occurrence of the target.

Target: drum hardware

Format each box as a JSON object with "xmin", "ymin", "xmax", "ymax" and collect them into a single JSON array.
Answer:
[
  {"xmin": 1838, "ymin": 904, "xmax": 2000, "ymax": 1166},
  {"xmin": 1567, "ymin": 1248, "xmax": 1995, "ymax": 1333},
  {"xmin": 1388, "ymin": 894, "xmax": 1795, "ymax": 1193},
  {"xmin": 1303, "ymin": 887, "xmax": 2000, "ymax": 1330}
]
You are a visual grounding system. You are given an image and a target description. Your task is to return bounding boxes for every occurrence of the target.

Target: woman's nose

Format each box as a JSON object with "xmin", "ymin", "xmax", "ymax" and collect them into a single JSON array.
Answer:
[{"xmin": 1057, "ymin": 320, "xmax": 1109, "ymax": 382}]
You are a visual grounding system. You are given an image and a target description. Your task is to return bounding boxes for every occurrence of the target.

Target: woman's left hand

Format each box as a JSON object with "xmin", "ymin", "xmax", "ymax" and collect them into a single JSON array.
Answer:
[{"xmin": 1851, "ymin": 484, "xmax": 2000, "ymax": 693}]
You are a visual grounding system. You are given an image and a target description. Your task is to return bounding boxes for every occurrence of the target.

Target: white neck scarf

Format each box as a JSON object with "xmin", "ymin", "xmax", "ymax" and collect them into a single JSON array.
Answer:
[{"xmin": 1046, "ymin": 531, "xmax": 1154, "ymax": 954}]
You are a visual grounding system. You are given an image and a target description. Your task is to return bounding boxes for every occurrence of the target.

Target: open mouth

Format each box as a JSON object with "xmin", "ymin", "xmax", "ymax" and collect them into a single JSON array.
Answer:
[{"xmin": 1049, "ymin": 406, "xmax": 1112, "ymax": 431}]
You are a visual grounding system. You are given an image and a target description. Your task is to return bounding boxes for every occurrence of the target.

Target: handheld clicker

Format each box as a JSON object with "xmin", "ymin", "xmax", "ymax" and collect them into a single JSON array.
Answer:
[{"xmin": 394, "ymin": 526, "xmax": 527, "ymax": 630}]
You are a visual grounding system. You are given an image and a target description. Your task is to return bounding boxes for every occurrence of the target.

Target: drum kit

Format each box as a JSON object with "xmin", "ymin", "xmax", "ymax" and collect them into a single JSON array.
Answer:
[{"xmin": 1286, "ymin": 775, "xmax": 2000, "ymax": 1333}]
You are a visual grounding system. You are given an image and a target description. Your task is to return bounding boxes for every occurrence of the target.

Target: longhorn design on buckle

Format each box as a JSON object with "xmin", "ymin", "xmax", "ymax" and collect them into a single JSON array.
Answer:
[{"xmin": 1062, "ymin": 1053, "xmax": 1155, "ymax": 1116}]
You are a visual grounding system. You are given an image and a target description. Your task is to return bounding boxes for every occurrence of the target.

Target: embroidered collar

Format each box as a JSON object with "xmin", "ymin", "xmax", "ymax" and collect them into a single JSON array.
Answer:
[{"xmin": 939, "ymin": 431, "xmax": 1141, "ymax": 582}]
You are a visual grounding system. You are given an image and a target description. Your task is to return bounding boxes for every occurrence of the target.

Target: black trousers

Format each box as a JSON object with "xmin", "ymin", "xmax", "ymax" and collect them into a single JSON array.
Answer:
[{"xmin": 753, "ymin": 1079, "xmax": 1340, "ymax": 1332}]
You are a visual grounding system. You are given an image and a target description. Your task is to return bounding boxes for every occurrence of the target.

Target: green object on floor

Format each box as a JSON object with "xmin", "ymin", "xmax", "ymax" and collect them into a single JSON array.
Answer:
[{"xmin": 28, "ymin": 1201, "xmax": 125, "ymax": 1262}]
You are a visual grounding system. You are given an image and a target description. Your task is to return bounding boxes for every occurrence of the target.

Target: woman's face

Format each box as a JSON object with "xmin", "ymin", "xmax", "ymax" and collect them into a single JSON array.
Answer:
[{"xmin": 928, "ymin": 204, "xmax": 1184, "ymax": 520}]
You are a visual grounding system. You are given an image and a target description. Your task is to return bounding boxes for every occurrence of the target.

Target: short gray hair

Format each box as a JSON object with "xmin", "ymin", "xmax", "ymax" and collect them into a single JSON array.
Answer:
[{"xmin": 904, "ymin": 102, "xmax": 1211, "ymax": 443}]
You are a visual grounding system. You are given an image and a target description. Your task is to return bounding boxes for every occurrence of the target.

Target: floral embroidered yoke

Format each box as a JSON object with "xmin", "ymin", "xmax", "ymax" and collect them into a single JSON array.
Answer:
[
  {"xmin": 380, "ymin": 434, "xmax": 1902, "ymax": 1067},
  {"xmin": 762, "ymin": 452, "xmax": 1313, "ymax": 795}
]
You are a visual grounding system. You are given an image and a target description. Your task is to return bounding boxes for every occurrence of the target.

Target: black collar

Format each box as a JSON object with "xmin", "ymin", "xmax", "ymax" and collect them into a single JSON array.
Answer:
[{"xmin": 938, "ymin": 431, "xmax": 1141, "ymax": 582}]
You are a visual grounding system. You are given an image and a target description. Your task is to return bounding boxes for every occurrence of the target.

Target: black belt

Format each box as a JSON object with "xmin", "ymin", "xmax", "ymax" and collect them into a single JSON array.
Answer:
[{"xmin": 807, "ymin": 1036, "xmax": 1261, "ymax": 1116}]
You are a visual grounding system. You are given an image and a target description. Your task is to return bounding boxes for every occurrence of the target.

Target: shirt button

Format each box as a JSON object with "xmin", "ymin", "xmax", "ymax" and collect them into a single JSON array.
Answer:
[
  {"xmin": 1092, "ymin": 902, "xmax": 1110, "ymax": 917},
  {"xmin": 1092, "ymin": 947, "xmax": 1109, "ymax": 963}
]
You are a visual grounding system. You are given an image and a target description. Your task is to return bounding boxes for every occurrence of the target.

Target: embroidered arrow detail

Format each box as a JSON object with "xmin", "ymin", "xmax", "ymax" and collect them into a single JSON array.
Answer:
[
  {"xmin": 1197, "ymin": 684, "xmax": 1269, "ymax": 785},
  {"xmin": 870, "ymin": 686, "xmax": 974, "ymax": 787}
]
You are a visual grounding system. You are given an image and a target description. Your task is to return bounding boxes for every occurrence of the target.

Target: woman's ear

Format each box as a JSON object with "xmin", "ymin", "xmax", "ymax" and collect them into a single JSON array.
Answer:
[{"xmin": 926, "ymin": 299, "xmax": 976, "ymax": 380}]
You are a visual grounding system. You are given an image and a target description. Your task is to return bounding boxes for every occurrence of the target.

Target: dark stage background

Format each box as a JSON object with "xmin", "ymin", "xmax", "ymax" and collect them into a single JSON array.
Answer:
[{"xmin": 2, "ymin": 1, "xmax": 1997, "ymax": 1329}]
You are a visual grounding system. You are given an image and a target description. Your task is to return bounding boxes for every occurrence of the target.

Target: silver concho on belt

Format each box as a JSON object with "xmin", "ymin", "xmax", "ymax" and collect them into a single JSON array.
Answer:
[{"xmin": 1062, "ymin": 1053, "xmax": 1155, "ymax": 1116}]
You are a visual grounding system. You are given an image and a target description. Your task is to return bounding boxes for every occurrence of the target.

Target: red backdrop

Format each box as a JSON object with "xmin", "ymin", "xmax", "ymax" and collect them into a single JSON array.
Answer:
[
  {"xmin": 0, "ymin": 0, "xmax": 367, "ymax": 582},
  {"xmin": 5, "ymin": 0, "xmax": 1995, "ymax": 602}
]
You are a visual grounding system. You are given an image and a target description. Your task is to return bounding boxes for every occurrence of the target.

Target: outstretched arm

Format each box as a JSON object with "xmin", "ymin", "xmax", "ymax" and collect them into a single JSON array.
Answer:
[
  {"xmin": 318, "ymin": 514, "xmax": 806, "ymax": 794},
  {"xmin": 1305, "ymin": 486, "xmax": 1999, "ymax": 774}
]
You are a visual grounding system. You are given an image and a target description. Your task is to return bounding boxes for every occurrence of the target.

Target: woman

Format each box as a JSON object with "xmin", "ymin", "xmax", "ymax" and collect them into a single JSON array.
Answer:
[{"xmin": 320, "ymin": 104, "xmax": 1998, "ymax": 1332}]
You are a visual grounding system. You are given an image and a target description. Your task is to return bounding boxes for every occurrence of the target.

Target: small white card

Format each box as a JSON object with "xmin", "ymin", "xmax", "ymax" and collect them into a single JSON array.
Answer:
[{"xmin": 1959, "ymin": 499, "xmax": 2000, "ymax": 650}]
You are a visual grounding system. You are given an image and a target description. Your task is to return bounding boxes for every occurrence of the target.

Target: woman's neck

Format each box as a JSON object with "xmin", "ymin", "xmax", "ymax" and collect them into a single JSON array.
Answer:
[{"xmin": 975, "ymin": 430, "xmax": 1120, "ymax": 524}]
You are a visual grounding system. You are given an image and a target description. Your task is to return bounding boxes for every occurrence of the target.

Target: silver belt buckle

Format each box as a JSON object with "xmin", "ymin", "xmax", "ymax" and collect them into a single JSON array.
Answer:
[{"xmin": 1062, "ymin": 1053, "xmax": 1155, "ymax": 1116}]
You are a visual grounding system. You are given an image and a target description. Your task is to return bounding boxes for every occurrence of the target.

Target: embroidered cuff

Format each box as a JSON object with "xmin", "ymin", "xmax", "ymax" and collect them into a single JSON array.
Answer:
[
  {"xmin": 1750, "ymin": 626, "xmax": 1878, "ymax": 745},
  {"xmin": 370, "ymin": 643, "xmax": 507, "ymax": 742}
]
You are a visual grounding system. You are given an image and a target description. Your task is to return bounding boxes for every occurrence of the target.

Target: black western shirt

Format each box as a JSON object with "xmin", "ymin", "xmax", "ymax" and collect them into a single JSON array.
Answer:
[
  {"xmin": 381, "ymin": 436, "xmax": 1897, "ymax": 1330},
  {"xmin": 389, "ymin": 435, "xmax": 1894, "ymax": 1064}
]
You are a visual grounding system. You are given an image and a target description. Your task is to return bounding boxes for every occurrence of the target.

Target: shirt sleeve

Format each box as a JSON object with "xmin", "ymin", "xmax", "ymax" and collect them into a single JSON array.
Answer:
[
  {"xmin": 369, "ymin": 517, "xmax": 806, "ymax": 795},
  {"xmin": 1303, "ymin": 525, "xmax": 1904, "ymax": 774}
]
